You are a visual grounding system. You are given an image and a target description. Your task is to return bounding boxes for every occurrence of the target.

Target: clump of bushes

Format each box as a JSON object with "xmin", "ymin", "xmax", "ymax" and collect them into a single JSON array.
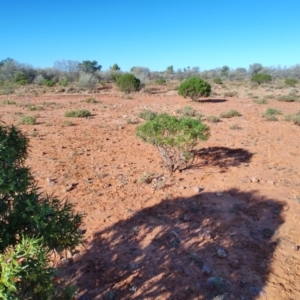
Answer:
[
  {"xmin": 43, "ymin": 79, "xmax": 55, "ymax": 87},
  {"xmin": 285, "ymin": 78, "xmax": 298, "ymax": 87},
  {"xmin": 213, "ymin": 77, "xmax": 222, "ymax": 84},
  {"xmin": 176, "ymin": 106, "xmax": 197, "ymax": 117},
  {"xmin": 77, "ymin": 73, "xmax": 98, "ymax": 88},
  {"xmin": 116, "ymin": 73, "xmax": 140, "ymax": 93},
  {"xmin": 206, "ymin": 115, "xmax": 220, "ymax": 123},
  {"xmin": 154, "ymin": 78, "xmax": 166, "ymax": 85},
  {"xmin": 253, "ymin": 98, "xmax": 268, "ymax": 104},
  {"xmin": 0, "ymin": 123, "xmax": 83, "ymax": 299},
  {"xmin": 178, "ymin": 77, "xmax": 211, "ymax": 101},
  {"xmin": 64, "ymin": 109, "xmax": 92, "ymax": 118},
  {"xmin": 19, "ymin": 115, "xmax": 37, "ymax": 125},
  {"xmin": 83, "ymin": 97, "xmax": 97, "ymax": 103},
  {"xmin": 276, "ymin": 94, "xmax": 299, "ymax": 102},
  {"xmin": 220, "ymin": 110, "xmax": 242, "ymax": 118},
  {"xmin": 136, "ymin": 113, "xmax": 209, "ymax": 172},
  {"xmin": 251, "ymin": 73, "xmax": 272, "ymax": 84},
  {"xmin": 285, "ymin": 111, "xmax": 300, "ymax": 125}
]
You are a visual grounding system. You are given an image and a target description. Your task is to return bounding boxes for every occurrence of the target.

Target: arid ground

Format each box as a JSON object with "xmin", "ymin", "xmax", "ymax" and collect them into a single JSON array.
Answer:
[{"xmin": 1, "ymin": 82, "xmax": 300, "ymax": 299}]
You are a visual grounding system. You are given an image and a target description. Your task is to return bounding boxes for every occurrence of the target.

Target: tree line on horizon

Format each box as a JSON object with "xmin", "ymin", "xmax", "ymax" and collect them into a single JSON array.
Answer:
[{"xmin": 0, "ymin": 58, "xmax": 300, "ymax": 90}]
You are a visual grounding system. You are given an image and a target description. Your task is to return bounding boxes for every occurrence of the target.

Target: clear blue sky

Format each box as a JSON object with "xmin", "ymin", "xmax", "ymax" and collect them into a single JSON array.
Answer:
[{"xmin": 1, "ymin": 0, "xmax": 299, "ymax": 71}]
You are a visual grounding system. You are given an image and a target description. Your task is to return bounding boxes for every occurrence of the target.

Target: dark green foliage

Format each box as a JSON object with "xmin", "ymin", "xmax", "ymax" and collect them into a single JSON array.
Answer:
[
  {"xmin": 64, "ymin": 109, "xmax": 92, "ymax": 118},
  {"xmin": 285, "ymin": 78, "xmax": 298, "ymax": 87},
  {"xmin": 0, "ymin": 124, "xmax": 83, "ymax": 299},
  {"xmin": 110, "ymin": 63, "xmax": 121, "ymax": 71},
  {"xmin": 220, "ymin": 110, "xmax": 242, "ymax": 118},
  {"xmin": 19, "ymin": 115, "xmax": 36, "ymax": 125},
  {"xmin": 43, "ymin": 79, "xmax": 55, "ymax": 87},
  {"xmin": 14, "ymin": 72, "xmax": 28, "ymax": 85},
  {"xmin": 178, "ymin": 77, "xmax": 211, "ymax": 101},
  {"xmin": 78, "ymin": 60, "xmax": 101, "ymax": 73},
  {"xmin": 136, "ymin": 113, "xmax": 209, "ymax": 172},
  {"xmin": 116, "ymin": 73, "xmax": 140, "ymax": 93},
  {"xmin": 251, "ymin": 73, "xmax": 272, "ymax": 84}
]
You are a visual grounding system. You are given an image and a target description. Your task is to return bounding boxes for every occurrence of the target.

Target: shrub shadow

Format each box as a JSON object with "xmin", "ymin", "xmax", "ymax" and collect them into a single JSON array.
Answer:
[
  {"xmin": 61, "ymin": 188, "xmax": 285, "ymax": 299},
  {"xmin": 197, "ymin": 98, "xmax": 227, "ymax": 103},
  {"xmin": 189, "ymin": 147, "xmax": 253, "ymax": 172}
]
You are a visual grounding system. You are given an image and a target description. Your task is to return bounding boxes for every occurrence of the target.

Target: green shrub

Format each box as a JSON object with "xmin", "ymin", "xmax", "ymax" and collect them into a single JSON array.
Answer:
[
  {"xmin": 285, "ymin": 78, "xmax": 298, "ymax": 87},
  {"xmin": 59, "ymin": 77, "xmax": 69, "ymax": 86},
  {"xmin": 2, "ymin": 99, "xmax": 16, "ymax": 105},
  {"xmin": 43, "ymin": 79, "xmax": 55, "ymax": 87},
  {"xmin": 154, "ymin": 78, "xmax": 166, "ymax": 85},
  {"xmin": 206, "ymin": 115, "xmax": 220, "ymax": 123},
  {"xmin": 19, "ymin": 115, "xmax": 37, "ymax": 125},
  {"xmin": 213, "ymin": 77, "xmax": 222, "ymax": 84},
  {"xmin": 83, "ymin": 97, "xmax": 97, "ymax": 103},
  {"xmin": 136, "ymin": 113, "xmax": 209, "ymax": 172},
  {"xmin": 276, "ymin": 94, "xmax": 299, "ymax": 102},
  {"xmin": 27, "ymin": 105, "xmax": 44, "ymax": 111},
  {"xmin": 253, "ymin": 98, "xmax": 268, "ymax": 104},
  {"xmin": 178, "ymin": 77, "xmax": 211, "ymax": 101},
  {"xmin": 14, "ymin": 72, "xmax": 29, "ymax": 85},
  {"xmin": 64, "ymin": 110, "xmax": 92, "ymax": 118},
  {"xmin": 116, "ymin": 73, "xmax": 140, "ymax": 93},
  {"xmin": 138, "ymin": 109, "xmax": 157, "ymax": 121},
  {"xmin": 293, "ymin": 114, "xmax": 300, "ymax": 125},
  {"xmin": 220, "ymin": 110, "xmax": 242, "ymax": 118},
  {"xmin": 263, "ymin": 108, "xmax": 281, "ymax": 121},
  {"xmin": 251, "ymin": 73, "xmax": 272, "ymax": 84},
  {"xmin": 0, "ymin": 124, "xmax": 83, "ymax": 299}
]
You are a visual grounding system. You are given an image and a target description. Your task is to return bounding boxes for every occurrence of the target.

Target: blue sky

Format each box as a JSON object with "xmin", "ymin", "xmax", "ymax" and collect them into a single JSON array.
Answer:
[{"xmin": 1, "ymin": 0, "xmax": 299, "ymax": 71}]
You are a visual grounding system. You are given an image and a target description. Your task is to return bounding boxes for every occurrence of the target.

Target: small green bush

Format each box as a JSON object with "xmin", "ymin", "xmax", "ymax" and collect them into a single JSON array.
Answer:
[
  {"xmin": 43, "ymin": 79, "xmax": 55, "ymax": 87},
  {"xmin": 59, "ymin": 77, "xmax": 69, "ymax": 86},
  {"xmin": 117, "ymin": 73, "xmax": 140, "ymax": 93},
  {"xmin": 251, "ymin": 73, "xmax": 272, "ymax": 84},
  {"xmin": 263, "ymin": 108, "xmax": 281, "ymax": 121},
  {"xmin": 136, "ymin": 113, "xmax": 209, "ymax": 172},
  {"xmin": 276, "ymin": 94, "xmax": 298, "ymax": 102},
  {"xmin": 14, "ymin": 73, "xmax": 29, "ymax": 85},
  {"xmin": 19, "ymin": 115, "xmax": 37, "ymax": 125},
  {"xmin": 206, "ymin": 115, "xmax": 220, "ymax": 123},
  {"xmin": 2, "ymin": 99, "xmax": 16, "ymax": 105},
  {"xmin": 64, "ymin": 110, "xmax": 92, "ymax": 118},
  {"xmin": 253, "ymin": 98, "xmax": 268, "ymax": 104},
  {"xmin": 220, "ymin": 110, "xmax": 242, "ymax": 118},
  {"xmin": 154, "ymin": 78, "xmax": 166, "ymax": 85},
  {"xmin": 83, "ymin": 97, "xmax": 97, "ymax": 103},
  {"xmin": 213, "ymin": 77, "xmax": 222, "ymax": 84},
  {"xmin": 138, "ymin": 109, "xmax": 157, "ymax": 121},
  {"xmin": 27, "ymin": 105, "xmax": 44, "ymax": 111},
  {"xmin": 285, "ymin": 78, "xmax": 298, "ymax": 87},
  {"xmin": 293, "ymin": 114, "xmax": 300, "ymax": 125},
  {"xmin": 178, "ymin": 77, "xmax": 211, "ymax": 101}
]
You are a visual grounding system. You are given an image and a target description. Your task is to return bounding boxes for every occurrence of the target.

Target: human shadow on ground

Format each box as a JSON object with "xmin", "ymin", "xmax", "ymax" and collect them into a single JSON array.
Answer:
[
  {"xmin": 61, "ymin": 188, "xmax": 285, "ymax": 300},
  {"xmin": 189, "ymin": 147, "xmax": 253, "ymax": 172}
]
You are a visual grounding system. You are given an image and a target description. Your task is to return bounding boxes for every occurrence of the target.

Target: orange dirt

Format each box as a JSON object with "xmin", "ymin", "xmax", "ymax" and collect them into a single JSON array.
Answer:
[{"xmin": 1, "ymin": 88, "xmax": 300, "ymax": 299}]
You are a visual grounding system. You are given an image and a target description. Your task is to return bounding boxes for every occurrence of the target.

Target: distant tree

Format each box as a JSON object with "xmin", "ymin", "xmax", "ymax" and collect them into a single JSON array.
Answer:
[
  {"xmin": 78, "ymin": 60, "xmax": 101, "ymax": 74},
  {"xmin": 249, "ymin": 63, "xmax": 263, "ymax": 75},
  {"xmin": 110, "ymin": 63, "xmax": 121, "ymax": 71},
  {"xmin": 0, "ymin": 57, "xmax": 14, "ymax": 67},
  {"xmin": 53, "ymin": 59, "xmax": 79, "ymax": 73},
  {"xmin": 221, "ymin": 65, "xmax": 229, "ymax": 77},
  {"xmin": 251, "ymin": 73, "xmax": 272, "ymax": 84},
  {"xmin": 166, "ymin": 66, "xmax": 174, "ymax": 74},
  {"xmin": 178, "ymin": 77, "xmax": 211, "ymax": 101},
  {"xmin": 116, "ymin": 73, "xmax": 140, "ymax": 93}
]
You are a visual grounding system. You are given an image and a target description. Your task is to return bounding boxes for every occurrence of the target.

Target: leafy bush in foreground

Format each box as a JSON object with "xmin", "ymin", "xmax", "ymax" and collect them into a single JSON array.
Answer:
[
  {"xmin": 136, "ymin": 113, "xmax": 209, "ymax": 172},
  {"xmin": 0, "ymin": 124, "xmax": 83, "ymax": 299},
  {"xmin": 178, "ymin": 77, "xmax": 211, "ymax": 101},
  {"xmin": 116, "ymin": 73, "xmax": 140, "ymax": 93}
]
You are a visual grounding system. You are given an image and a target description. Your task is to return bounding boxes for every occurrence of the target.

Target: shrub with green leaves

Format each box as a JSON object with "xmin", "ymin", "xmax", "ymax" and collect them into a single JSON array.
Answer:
[
  {"xmin": 176, "ymin": 106, "xmax": 197, "ymax": 117},
  {"xmin": 213, "ymin": 77, "xmax": 222, "ymax": 84},
  {"xmin": 154, "ymin": 78, "xmax": 166, "ymax": 85},
  {"xmin": 136, "ymin": 113, "xmax": 209, "ymax": 172},
  {"xmin": 178, "ymin": 77, "xmax": 211, "ymax": 101},
  {"xmin": 19, "ymin": 115, "xmax": 37, "ymax": 125},
  {"xmin": 263, "ymin": 108, "xmax": 282, "ymax": 121},
  {"xmin": 0, "ymin": 124, "xmax": 83, "ymax": 299},
  {"xmin": 43, "ymin": 79, "xmax": 55, "ymax": 87},
  {"xmin": 64, "ymin": 109, "xmax": 92, "ymax": 118},
  {"xmin": 285, "ymin": 78, "xmax": 298, "ymax": 87},
  {"xmin": 251, "ymin": 73, "xmax": 272, "ymax": 84},
  {"xmin": 116, "ymin": 73, "xmax": 140, "ymax": 93}
]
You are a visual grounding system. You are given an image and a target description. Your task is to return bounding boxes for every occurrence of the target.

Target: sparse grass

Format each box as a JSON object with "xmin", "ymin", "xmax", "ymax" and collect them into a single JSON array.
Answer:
[
  {"xmin": 276, "ymin": 94, "xmax": 299, "ymax": 102},
  {"xmin": 224, "ymin": 91, "xmax": 238, "ymax": 97},
  {"xmin": 229, "ymin": 124, "xmax": 242, "ymax": 130},
  {"xmin": 27, "ymin": 105, "xmax": 44, "ymax": 111},
  {"xmin": 253, "ymin": 98, "xmax": 268, "ymax": 104},
  {"xmin": 284, "ymin": 114, "xmax": 293, "ymax": 122},
  {"xmin": 220, "ymin": 110, "xmax": 241, "ymax": 118},
  {"xmin": 64, "ymin": 120, "xmax": 75, "ymax": 126},
  {"xmin": 19, "ymin": 115, "xmax": 37, "ymax": 125},
  {"xmin": 285, "ymin": 112, "xmax": 300, "ymax": 125},
  {"xmin": 2, "ymin": 99, "xmax": 16, "ymax": 105},
  {"xmin": 206, "ymin": 115, "xmax": 221, "ymax": 123},
  {"xmin": 83, "ymin": 97, "xmax": 97, "ymax": 103},
  {"xmin": 126, "ymin": 118, "xmax": 139, "ymax": 124},
  {"xmin": 139, "ymin": 172, "xmax": 154, "ymax": 184},
  {"xmin": 64, "ymin": 110, "xmax": 92, "ymax": 118},
  {"xmin": 138, "ymin": 109, "xmax": 157, "ymax": 121},
  {"xmin": 176, "ymin": 106, "xmax": 196, "ymax": 117},
  {"xmin": 29, "ymin": 131, "xmax": 39, "ymax": 137},
  {"xmin": 263, "ymin": 108, "xmax": 282, "ymax": 121}
]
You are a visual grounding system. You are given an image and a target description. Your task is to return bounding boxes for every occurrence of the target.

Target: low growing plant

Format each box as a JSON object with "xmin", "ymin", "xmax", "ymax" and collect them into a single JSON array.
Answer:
[
  {"xmin": 263, "ymin": 108, "xmax": 282, "ymax": 121},
  {"xmin": 83, "ymin": 97, "xmax": 97, "ymax": 103},
  {"xmin": 206, "ymin": 115, "xmax": 220, "ymax": 123},
  {"xmin": 43, "ymin": 79, "xmax": 55, "ymax": 87},
  {"xmin": 220, "ymin": 110, "xmax": 241, "ymax": 118},
  {"xmin": 178, "ymin": 77, "xmax": 211, "ymax": 101},
  {"xmin": 19, "ymin": 115, "xmax": 37, "ymax": 125},
  {"xmin": 138, "ymin": 109, "xmax": 157, "ymax": 121},
  {"xmin": 251, "ymin": 73, "xmax": 272, "ymax": 85},
  {"xmin": 117, "ymin": 73, "xmax": 140, "ymax": 93},
  {"xmin": 154, "ymin": 78, "xmax": 166, "ymax": 85},
  {"xmin": 253, "ymin": 98, "xmax": 268, "ymax": 104},
  {"xmin": 176, "ymin": 106, "xmax": 197, "ymax": 117},
  {"xmin": 285, "ymin": 78, "xmax": 298, "ymax": 87},
  {"xmin": 64, "ymin": 110, "xmax": 92, "ymax": 118},
  {"xmin": 213, "ymin": 77, "xmax": 222, "ymax": 84},
  {"xmin": 136, "ymin": 113, "xmax": 209, "ymax": 172}
]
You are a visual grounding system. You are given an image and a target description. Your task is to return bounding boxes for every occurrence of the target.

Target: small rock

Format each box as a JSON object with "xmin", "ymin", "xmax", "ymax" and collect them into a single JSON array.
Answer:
[
  {"xmin": 216, "ymin": 248, "xmax": 227, "ymax": 258},
  {"xmin": 183, "ymin": 214, "xmax": 191, "ymax": 222},
  {"xmin": 244, "ymin": 163, "xmax": 249, "ymax": 166},
  {"xmin": 267, "ymin": 180, "xmax": 275, "ymax": 185},
  {"xmin": 202, "ymin": 265, "xmax": 211, "ymax": 275},
  {"xmin": 251, "ymin": 177, "xmax": 260, "ymax": 183},
  {"xmin": 216, "ymin": 191, "xmax": 223, "ymax": 197},
  {"xmin": 194, "ymin": 186, "xmax": 204, "ymax": 193},
  {"xmin": 293, "ymin": 245, "xmax": 300, "ymax": 251},
  {"xmin": 60, "ymin": 258, "xmax": 69, "ymax": 265}
]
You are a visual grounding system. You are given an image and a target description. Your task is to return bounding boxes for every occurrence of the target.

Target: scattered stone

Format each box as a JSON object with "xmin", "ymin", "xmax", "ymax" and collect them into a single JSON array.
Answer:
[
  {"xmin": 206, "ymin": 276, "xmax": 224, "ymax": 290},
  {"xmin": 194, "ymin": 186, "xmax": 204, "ymax": 193},
  {"xmin": 293, "ymin": 245, "xmax": 300, "ymax": 251},
  {"xmin": 251, "ymin": 177, "xmax": 260, "ymax": 183},
  {"xmin": 64, "ymin": 182, "xmax": 78, "ymax": 192},
  {"xmin": 216, "ymin": 247, "xmax": 227, "ymax": 258},
  {"xmin": 267, "ymin": 180, "xmax": 275, "ymax": 185},
  {"xmin": 250, "ymin": 286, "xmax": 266, "ymax": 296},
  {"xmin": 202, "ymin": 265, "xmax": 211, "ymax": 275},
  {"xmin": 60, "ymin": 258, "xmax": 69, "ymax": 265},
  {"xmin": 244, "ymin": 163, "xmax": 249, "ymax": 166},
  {"xmin": 183, "ymin": 214, "xmax": 191, "ymax": 222},
  {"xmin": 216, "ymin": 191, "xmax": 223, "ymax": 197}
]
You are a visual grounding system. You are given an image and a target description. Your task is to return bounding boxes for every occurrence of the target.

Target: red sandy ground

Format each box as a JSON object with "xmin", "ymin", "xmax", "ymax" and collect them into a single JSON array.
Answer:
[{"xmin": 1, "ymin": 85, "xmax": 300, "ymax": 299}]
